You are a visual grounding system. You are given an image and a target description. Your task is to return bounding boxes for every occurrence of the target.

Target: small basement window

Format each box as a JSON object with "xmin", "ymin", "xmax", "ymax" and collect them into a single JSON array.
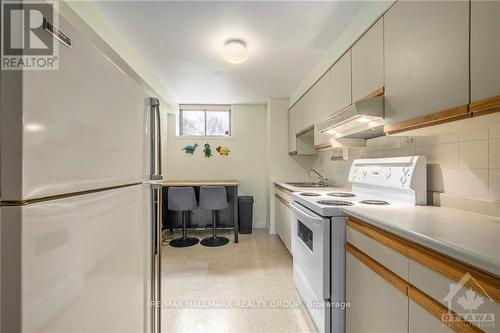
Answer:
[{"xmin": 178, "ymin": 105, "xmax": 231, "ymax": 137}]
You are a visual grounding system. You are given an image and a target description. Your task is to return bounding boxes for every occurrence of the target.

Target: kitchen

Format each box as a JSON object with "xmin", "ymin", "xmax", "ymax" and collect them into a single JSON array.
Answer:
[{"xmin": 0, "ymin": 1, "xmax": 499, "ymax": 333}]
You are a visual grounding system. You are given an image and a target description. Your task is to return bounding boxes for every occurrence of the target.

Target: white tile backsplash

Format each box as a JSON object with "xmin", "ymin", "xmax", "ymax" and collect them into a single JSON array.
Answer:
[
  {"xmin": 489, "ymin": 138, "xmax": 500, "ymax": 168},
  {"xmin": 489, "ymin": 124, "xmax": 500, "ymax": 139},
  {"xmin": 435, "ymin": 133, "xmax": 458, "ymax": 144},
  {"xmin": 458, "ymin": 169, "xmax": 490, "ymax": 200},
  {"xmin": 428, "ymin": 166, "xmax": 458, "ymax": 194},
  {"xmin": 458, "ymin": 128, "xmax": 488, "ymax": 142},
  {"xmin": 435, "ymin": 143, "xmax": 459, "ymax": 167},
  {"xmin": 415, "ymin": 136, "xmax": 435, "ymax": 146},
  {"xmin": 314, "ymin": 117, "xmax": 499, "ymax": 204},
  {"xmin": 377, "ymin": 136, "xmax": 402, "ymax": 150},
  {"xmin": 363, "ymin": 122, "xmax": 499, "ymax": 203},
  {"xmin": 459, "ymin": 140, "xmax": 488, "ymax": 169},
  {"xmin": 489, "ymin": 169, "xmax": 500, "ymax": 200},
  {"xmin": 416, "ymin": 144, "xmax": 436, "ymax": 164}
]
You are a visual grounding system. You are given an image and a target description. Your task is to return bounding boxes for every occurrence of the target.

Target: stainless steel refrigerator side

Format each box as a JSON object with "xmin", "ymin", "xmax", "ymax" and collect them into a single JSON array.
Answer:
[{"xmin": 150, "ymin": 183, "xmax": 163, "ymax": 333}]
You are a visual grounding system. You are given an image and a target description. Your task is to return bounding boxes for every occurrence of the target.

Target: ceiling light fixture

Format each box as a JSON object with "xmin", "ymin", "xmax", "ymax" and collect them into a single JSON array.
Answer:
[{"xmin": 222, "ymin": 40, "xmax": 248, "ymax": 64}]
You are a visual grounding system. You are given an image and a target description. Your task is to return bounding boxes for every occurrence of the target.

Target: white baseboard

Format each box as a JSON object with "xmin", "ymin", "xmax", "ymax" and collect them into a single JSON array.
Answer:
[{"xmin": 253, "ymin": 223, "xmax": 267, "ymax": 229}]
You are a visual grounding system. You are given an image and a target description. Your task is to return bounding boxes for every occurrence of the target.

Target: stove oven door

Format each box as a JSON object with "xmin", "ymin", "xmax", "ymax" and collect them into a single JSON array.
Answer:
[{"xmin": 291, "ymin": 202, "xmax": 330, "ymax": 333}]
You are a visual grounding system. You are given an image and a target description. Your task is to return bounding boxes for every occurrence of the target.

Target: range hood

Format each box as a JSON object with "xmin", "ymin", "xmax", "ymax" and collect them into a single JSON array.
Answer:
[{"xmin": 318, "ymin": 95, "xmax": 385, "ymax": 139}]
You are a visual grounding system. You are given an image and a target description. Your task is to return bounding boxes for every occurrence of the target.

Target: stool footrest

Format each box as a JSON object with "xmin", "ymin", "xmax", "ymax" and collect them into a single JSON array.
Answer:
[
  {"xmin": 169, "ymin": 237, "xmax": 199, "ymax": 248},
  {"xmin": 200, "ymin": 236, "xmax": 229, "ymax": 247}
]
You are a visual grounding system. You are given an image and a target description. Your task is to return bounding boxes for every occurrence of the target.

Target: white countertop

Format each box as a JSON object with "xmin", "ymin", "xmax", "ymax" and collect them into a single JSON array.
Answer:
[
  {"xmin": 274, "ymin": 181, "xmax": 349, "ymax": 193},
  {"xmin": 343, "ymin": 205, "xmax": 500, "ymax": 277}
]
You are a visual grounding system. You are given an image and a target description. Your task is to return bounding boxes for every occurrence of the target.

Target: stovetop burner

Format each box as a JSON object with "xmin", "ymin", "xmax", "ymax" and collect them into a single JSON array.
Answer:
[
  {"xmin": 317, "ymin": 200, "xmax": 354, "ymax": 206},
  {"xmin": 299, "ymin": 192, "xmax": 321, "ymax": 197},
  {"xmin": 360, "ymin": 199, "xmax": 390, "ymax": 205},
  {"xmin": 327, "ymin": 192, "xmax": 356, "ymax": 198}
]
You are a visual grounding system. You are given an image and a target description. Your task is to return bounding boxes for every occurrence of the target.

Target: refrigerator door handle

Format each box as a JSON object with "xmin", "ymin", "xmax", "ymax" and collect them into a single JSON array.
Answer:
[
  {"xmin": 151, "ymin": 183, "xmax": 162, "ymax": 333},
  {"xmin": 149, "ymin": 97, "xmax": 162, "ymax": 181}
]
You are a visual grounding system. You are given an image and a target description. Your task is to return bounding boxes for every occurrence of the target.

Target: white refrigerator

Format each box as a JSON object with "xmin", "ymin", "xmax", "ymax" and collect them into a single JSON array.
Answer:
[{"xmin": 0, "ymin": 11, "xmax": 162, "ymax": 333}]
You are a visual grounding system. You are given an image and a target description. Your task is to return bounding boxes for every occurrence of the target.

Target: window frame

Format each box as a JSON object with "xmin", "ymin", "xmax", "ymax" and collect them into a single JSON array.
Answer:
[{"xmin": 178, "ymin": 105, "xmax": 232, "ymax": 137}]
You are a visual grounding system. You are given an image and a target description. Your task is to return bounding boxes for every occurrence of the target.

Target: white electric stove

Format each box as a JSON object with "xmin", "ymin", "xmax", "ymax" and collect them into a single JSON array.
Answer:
[{"xmin": 291, "ymin": 156, "xmax": 427, "ymax": 333}]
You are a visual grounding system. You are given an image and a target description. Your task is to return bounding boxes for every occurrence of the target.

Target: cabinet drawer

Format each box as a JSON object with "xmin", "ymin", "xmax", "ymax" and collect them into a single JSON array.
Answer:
[
  {"xmin": 409, "ymin": 258, "xmax": 499, "ymax": 333},
  {"xmin": 274, "ymin": 185, "xmax": 292, "ymax": 203},
  {"xmin": 347, "ymin": 218, "xmax": 408, "ymax": 280},
  {"xmin": 409, "ymin": 299, "xmax": 454, "ymax": 333}
]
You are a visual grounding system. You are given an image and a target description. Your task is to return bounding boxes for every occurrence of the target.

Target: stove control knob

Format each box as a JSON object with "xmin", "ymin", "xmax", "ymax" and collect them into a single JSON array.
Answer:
[
  {"xmin": 362, "ymin": 171, "xmax": 368, "ymax": 179},
  {"xmin": 403, "ymin": 167, "xmax": 410, "ymax": 175},
  {"xmin": 385, "ymin": 170, "xmax": 392, "ymax": 180}
]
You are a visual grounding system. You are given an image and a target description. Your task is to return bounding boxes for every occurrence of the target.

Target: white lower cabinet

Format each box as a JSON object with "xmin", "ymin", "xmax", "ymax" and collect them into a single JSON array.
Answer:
[
  {"xmin": 274, "ymin": 194, "xmax": 292, "ymax": 254},
  {"xmin": 346, "ymin": 252, "xmax": 409, "ymax": 333},
  {"xmin": 409, "ymin": 299, "xmax": 453, "ymax": 333}
]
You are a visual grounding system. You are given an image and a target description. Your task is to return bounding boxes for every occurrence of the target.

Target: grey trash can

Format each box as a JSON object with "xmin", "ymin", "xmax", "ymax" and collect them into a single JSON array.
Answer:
[{"xmin": 238, "ymin": 196, "xmax": 254, "ymax": 234}]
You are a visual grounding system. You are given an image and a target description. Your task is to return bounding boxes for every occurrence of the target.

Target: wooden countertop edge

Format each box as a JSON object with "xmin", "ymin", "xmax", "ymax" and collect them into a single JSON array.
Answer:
[{"xmin": 161, "ymin": 180, "xmax": 240, "ymax": 186}]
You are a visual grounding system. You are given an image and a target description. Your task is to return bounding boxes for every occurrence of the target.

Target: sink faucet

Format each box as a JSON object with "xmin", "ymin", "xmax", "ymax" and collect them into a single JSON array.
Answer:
[{"xmin": 308, "ymin": 168, "xmax": 328, "ymax": 186}]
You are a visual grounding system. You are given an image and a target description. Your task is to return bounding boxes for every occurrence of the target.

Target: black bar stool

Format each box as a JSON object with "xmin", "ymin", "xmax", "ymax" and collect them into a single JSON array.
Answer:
[
  {"xmin": 199, "ymin": 186, "xmax": 229, "ymax": 247},
  {"xmin": 167, "ymin": 187, "xmax": 199, "ymax": 247}
]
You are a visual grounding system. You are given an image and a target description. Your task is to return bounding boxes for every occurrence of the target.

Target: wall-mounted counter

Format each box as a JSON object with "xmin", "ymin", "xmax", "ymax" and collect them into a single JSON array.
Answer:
[{"xmin": 160, "ymin": 180, "xmax": 240, "ymax": 243}]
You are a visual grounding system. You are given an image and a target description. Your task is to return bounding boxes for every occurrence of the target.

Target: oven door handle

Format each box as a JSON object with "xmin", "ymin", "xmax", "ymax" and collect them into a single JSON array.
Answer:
[{"xmin": 291, "ymin": 201, "xmax": 324, "ymax": 223}]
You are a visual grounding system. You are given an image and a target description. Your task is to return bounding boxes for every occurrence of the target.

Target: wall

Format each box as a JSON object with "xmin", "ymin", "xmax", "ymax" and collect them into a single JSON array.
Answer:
[
  {"xmin": 60, "ymin": 2, "xmax": 173, "ymax": 104},
  {"xmin": 266, "ymin": 98, "xmax": 316, "ymax": 232},
  {"xmin": 165, "ymin": 104, "xmax": 268, "ymax": 227}
]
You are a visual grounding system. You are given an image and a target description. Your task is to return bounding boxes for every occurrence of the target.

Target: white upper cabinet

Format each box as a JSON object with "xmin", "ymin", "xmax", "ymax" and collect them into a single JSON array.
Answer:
[
  {"xmin": 301, "ymin": 89, "xmax": 315, "ymax": 132},
  {"xmin": 331, "ymin": 50, "xmax": 352, "ymax": 114},
  {"xmin": 384, "ymin": 0, "xmax": 469, "ymax": 125},
  {"xmin": 288, "ymin": 107, "xmax": 297, "ymax": 153},
  {"xmin": 294, "ymin": 97, "xmax": 308, "ymax": 134},
  {"xmin": 471, "ymin": 0, "xmax": 500, "ymax": 103},
  {"xmin": 310, "ymin": 71, "xmax": 333, "ymax": 148},
  {"xmin": 312, "ymin": 71, "xmax": 333, "ymax": 122},
  {"xmin": 352, "ymin": 18, "xmax": 384, "ymax": 102}
]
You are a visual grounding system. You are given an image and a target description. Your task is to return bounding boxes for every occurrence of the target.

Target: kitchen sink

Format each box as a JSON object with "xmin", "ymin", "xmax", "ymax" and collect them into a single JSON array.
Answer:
[{"xmin": 285, "ymin": 182, "xmax": 329, "ymax": 188}]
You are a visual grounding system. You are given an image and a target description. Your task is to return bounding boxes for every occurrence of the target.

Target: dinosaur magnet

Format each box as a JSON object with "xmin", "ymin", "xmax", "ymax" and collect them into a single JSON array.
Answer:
[
  {"xmin": 216, "ymin": 146, "xmax": 230, "ymax": 156},
  {"xmin": 182, "ymin": 143, "xmax": 198, "ymax": 154},
  {"xmin": 203, "ymin": 143, "xmax": 213, "ymax": 158}
]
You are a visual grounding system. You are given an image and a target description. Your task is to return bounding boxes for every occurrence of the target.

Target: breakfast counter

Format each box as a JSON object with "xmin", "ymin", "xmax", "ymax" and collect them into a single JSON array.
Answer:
[
  {"xmin": 161, "ymin": 180, "xmax": 240, "ymax": 187},
  {"xmin": 161, "ymin": 180, "xmax": 240, "ymax": 243},
  {"xmin": 343, "ymin": 205, "xmax": 500, "ymax": 277}
]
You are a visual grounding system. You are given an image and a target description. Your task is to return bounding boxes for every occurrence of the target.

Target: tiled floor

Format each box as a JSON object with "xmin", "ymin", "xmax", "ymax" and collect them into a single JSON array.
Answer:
[{"xmin": 161, "ymin": 229, "xmax": 318, "ymax": 333}]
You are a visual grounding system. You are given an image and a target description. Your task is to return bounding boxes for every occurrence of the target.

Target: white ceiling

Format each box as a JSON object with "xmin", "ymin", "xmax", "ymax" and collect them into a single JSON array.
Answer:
[{"xmin": 93, "ymin": 1, "xmax": 364, "ymax": 104}]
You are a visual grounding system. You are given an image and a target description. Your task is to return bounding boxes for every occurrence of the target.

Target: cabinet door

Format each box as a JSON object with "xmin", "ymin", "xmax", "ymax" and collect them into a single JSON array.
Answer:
[
  {"xmin": 312, "ymin": 71, "xmax": 333, "ymax": 148},
  {"xmin": 302, "ymin": 89, "xmax": 315, "ymax": 131},
  {"xmin": 331, "ymin": 50, "xmax": 352, "ymax": 114},
  {"xmin": 313, "ymin": 71, "xmax": 333, "ymax": 122},
  {"xmin": 274, "ymin": 195, "xmax": 292, "ymax": 254},
  {"xmin": 294, "ymin": 98, "xmax": 304, "ymax": 134},
  {"xmin": 288, "ymin": 107, "xmax": 297, "ymax": 153},
  {"xmin": 409, "ymin": 300, "xmax": 453, "ymax": 333},
  {"xmin": 346, "ymin": 252, "xmax": 408, "ymax": 333},
  {"xmin": 384, "ymin": 1, "xmax": 469, "ymax": 125},
  {"xmin": 352, "ymin": 18, "xmax": 384, "ymax": 102},
  {"xmin": 471, "ymin": 0, "xmax": 500, "ymax": 102}
]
